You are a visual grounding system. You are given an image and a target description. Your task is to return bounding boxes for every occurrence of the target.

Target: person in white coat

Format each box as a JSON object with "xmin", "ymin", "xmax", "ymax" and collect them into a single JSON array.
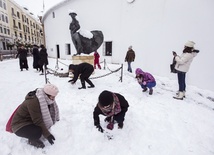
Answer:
[{"xmin": 173, "ymin": 41, "xmax": 199, "ymax": 100}]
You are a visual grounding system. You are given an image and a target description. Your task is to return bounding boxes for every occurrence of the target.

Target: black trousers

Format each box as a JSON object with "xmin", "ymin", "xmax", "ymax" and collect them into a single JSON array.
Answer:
[
  {"xmin": 15, "ymin": 124, "xmax": 42, "ymax": 140},
  {"xmin": 80, "ymin": 67, "xmax": 94, "ymax": 87},
  {"xmin": 19, "ymin": 59, "xmax": 28, "ymax": 69}
]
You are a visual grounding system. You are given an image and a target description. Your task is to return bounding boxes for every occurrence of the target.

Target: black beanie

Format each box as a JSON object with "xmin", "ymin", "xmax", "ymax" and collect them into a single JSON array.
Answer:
[
  {"xmin": 98, "ymin": 90, "xmax": 113, "ymax": 106},
  {"xmin": 69, "ymin": 64, "xmax": 75, "ymax": 70}
]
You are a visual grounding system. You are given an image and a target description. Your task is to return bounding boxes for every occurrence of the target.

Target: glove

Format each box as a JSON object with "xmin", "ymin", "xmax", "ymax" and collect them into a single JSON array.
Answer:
[
  {"xmin": 107, "ymin": 122, "xmax": 114, "ymax": 130},
  {"xmin": 96, "ymin": 125, "xmax": 104, "ymax": 133},
  {"xmin": 143, "ymin": 81, "xmax": 147, "ymax": 85},
  {"xmin": 47, "ymin": 134, "xmax": 55, "ymax": 145}
]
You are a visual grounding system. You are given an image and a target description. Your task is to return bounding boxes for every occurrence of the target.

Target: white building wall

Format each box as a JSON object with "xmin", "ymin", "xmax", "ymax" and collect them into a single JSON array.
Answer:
[{"xmin": 43, "ymin": 0, "xmax": 214, "ymax": 91}]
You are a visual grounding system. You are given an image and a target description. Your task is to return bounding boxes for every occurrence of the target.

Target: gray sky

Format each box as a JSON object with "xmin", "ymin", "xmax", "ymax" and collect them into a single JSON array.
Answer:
[{"xmin": 13, "ymin": 0, "xmax": 62, "ymax": 16}]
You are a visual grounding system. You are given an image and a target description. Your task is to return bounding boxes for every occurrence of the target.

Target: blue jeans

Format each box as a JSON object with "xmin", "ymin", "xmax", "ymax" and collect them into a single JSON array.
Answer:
[
  {"xmin": 177, "ymin": 71, "xmax": 186, "ymax": 91},
  {"xmin": 141, "ymin": 81, "xmax": 156, "ymax": 89},
  {"xmin": 127, "ymin": 62, "xmax": 132, "ymax": 72}
]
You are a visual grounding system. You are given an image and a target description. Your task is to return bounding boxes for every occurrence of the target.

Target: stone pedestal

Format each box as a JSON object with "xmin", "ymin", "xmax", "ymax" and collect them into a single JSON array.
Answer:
[
  {"xmin": 69, "ymin": 55, "xmax": 95, "ymax": 78},
  {"xmin": 72, "ymin": 55, "xmax": 94, "ymax": 66}
]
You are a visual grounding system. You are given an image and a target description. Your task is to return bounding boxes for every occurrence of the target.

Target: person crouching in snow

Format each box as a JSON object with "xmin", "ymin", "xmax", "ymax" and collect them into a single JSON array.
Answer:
[
  {"xmin": 93, "ymin": 90, "xmax": 129, "ymax": 132},
  {"xmin": 68, "ymin": 62, "xmax": 95, "ymax": 89},
  {"xmin": 135, "ymin": 68, "xmax": 156, "ymax": 95},
  {"xmin": 10, "ymin": 84, "xmax": 59, "ymax": 148}
]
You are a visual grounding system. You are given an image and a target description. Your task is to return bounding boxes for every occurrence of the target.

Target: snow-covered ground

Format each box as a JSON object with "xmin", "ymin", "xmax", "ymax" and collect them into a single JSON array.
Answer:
[{"xmin": 0, "ymin": 57, "xmax": 214, "ymax": 155}]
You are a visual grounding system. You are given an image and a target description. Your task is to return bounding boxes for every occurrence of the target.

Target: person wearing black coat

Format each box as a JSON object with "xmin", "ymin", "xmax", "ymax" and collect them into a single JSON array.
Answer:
[
  {"xmin": 38, "ymin": 45, "xmax": 48, "ymax": 75},
  {"xmin": 32, "ymin": 45, "xmax": 40, "ymax": 71},
  {"xmin": 93, "ymin": 90, "xmax": 129, "ymax": 132},
  {"xmin": 68, "ymin": 62, "xmax": 95, "ymax": 89},
  {"xmin": 16, "ymin": 45, "xmax": 29, "ymax": 71}
]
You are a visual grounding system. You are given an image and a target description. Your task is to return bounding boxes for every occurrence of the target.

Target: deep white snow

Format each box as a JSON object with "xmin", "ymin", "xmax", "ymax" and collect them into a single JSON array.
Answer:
[{"xmin": 0, "ymin": 57, "xmax": 214, "ymax": 155}]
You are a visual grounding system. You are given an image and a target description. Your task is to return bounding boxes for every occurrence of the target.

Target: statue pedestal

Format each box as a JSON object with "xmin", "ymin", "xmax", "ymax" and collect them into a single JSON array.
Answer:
[
  {"xmin": 70, "ymin": 55, "xmax": 95, "ymax": 78},
  {"xmin": 72, "ymin": 55, "xmax": 94, "ymax": 66}
]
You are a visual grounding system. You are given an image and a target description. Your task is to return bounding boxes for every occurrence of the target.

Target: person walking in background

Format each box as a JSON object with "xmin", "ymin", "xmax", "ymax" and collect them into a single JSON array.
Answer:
[
  {"xmin": 173, "ymin": 41, "xmax": 199, "ymax": 100},
  {"xmin": 68, "ymin": 62, "xmax": 95, "ymax": 89},
  {"xmin": 8, "ymin": 84, "xmax": 59, "ymax": 148},
  {"xmin": 135, "ymin": 68, "xmax": 156, "ymax": 95},
  {"xmin": 125, "ymin": 45, "xmax": 135, "ymax": 73},
  {"xmin": 93, "ymin": 90, "xmax": 129, "ymax": 132},
  {"xmin": 94, "ymin": 51, "xmax": 101, "ymax": 69},
  {"xmin": 38, "ymin": 45, "xmax": 48, "ymax": 75},
  {"xmin": 16, "ymin": 45, "xmax": 29, "ymax": 71},
  {"xmin": 32, "ymin": 45, "xmax": 40, "ymax": 71}
]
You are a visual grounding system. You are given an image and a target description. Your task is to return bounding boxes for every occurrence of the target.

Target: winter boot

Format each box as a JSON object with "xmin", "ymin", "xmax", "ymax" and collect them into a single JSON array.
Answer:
[
  {"xmin": 78, "ymin": 80, "xmax": 86, "ymax": 89},
  {"xmin": 176, "ymin": 91, "xmax": 186, "ymax": 98},
  {"xmin": 142, "ymin": 87, "xmax": 148, "ymax": 92},
  {"xmin": 85, "ymin": 79, "xmax": 95, "ymax": 88},
  {"xmin": 173, "ymin": 91, "xmax": 184, "ymax": 100},
  {"xmin": 149, "ymin": 88, "xmax": 153, "ymax": 95},
  {"xmin": 118, "ymin": 122, "xmax": 124, "ymax": 129},
  {"xmin": 28, "ymin": 139, "xmax": 45, "ymax": 148}
]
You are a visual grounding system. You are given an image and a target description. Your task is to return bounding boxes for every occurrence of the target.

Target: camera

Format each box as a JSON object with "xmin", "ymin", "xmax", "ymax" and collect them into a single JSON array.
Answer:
[{"xmin": 193, "ymin": 49, "xmax": 200, "ymax": 53}]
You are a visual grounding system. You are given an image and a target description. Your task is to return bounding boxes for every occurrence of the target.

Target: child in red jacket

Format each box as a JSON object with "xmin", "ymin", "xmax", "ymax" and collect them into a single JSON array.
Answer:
[{"xmin": 94, "ymin": 51, "xmax": 101, "ymax": 69}]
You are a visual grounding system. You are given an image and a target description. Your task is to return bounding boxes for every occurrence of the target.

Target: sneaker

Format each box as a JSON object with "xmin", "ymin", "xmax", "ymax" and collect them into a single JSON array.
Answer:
[
  {"xmin": 88, "ymin": 85, "xmax": 95, "ymax": 88},
  {"xmin": 149, "ymin": 88, "xmax": 153, "ymax": 95},
  {"xmin": 28, "ymin": 139, "xmax": 45, "ymax": 148},
  {"xmin": 118, "ymin": 122, "xmax": 124, "ymax": 129},
  {"xmin": 142, "ymin": 88, "xmax": 147, "ymax": 92}
]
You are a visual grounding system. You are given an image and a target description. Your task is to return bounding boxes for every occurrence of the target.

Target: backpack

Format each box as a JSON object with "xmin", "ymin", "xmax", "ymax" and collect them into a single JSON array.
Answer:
[{"xmin": 6, "ymin": 105, "xmax": 20, "ymax": 133}]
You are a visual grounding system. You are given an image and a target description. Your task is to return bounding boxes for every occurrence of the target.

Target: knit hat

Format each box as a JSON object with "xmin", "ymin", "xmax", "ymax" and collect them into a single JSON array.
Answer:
[
  {"xmin": 43, "ymin": 84, "xmax": 59, "ymax": 97},
  {"xmin": 128, "ymin": 45, "xmax": 132, "ymax": 49},
  {"xmin": 98, "ymin": 90, "xmax": 113, "ymax": 107},
  {"xmin": 184, "ymin": 41, "xmax": 195, "ymax": 48}
]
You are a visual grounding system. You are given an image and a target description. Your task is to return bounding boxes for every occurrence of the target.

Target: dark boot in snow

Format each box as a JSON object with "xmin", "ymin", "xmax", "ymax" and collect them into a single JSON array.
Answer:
[
  {"xmin": 85, "ymin": 79, "xmax": 95, "ymax": 88},
  {"xmin": 149, "ymin": 88, "xmax": 153, "ymax": 95},
  {"xmin": 79, "ymin": 80, "xmax": 86, "ymax": 89},
  {"xmin": 142, "ymin": 87, "xmax": 147, "ymax": 92}
]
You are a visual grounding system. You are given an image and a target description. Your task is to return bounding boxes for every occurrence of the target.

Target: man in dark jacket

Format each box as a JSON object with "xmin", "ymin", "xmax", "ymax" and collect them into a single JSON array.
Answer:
[
  {"xmin": 16, "ymin": 45, "xmax": 29, "ymax": 71},
  {"xmin": 68, "ymin": 62, "xmax": 95, "ymax": 89},
  {"xmin": 93, "ymin": 90, "xmax": 129, "ymax": 132},
  {"xmin": 38, "ymin": 45, "xmax": 48, "ymax": 75},
  {"xmin": 32, "ymin": 45, "xmax": 40, "ymax": 71},
  {"xmin": 125, "ymin": 45, "xmax": 135, "ymax": 73}
]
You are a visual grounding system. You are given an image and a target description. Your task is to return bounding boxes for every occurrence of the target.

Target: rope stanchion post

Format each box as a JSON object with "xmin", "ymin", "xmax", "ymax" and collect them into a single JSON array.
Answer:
[
  {"xmin": 44, "ymin": 67, "xmax": 48, "ymax": 84},
  {"xmin": 119, "ymin": 64, "xmax": 123, "ymax": 82},
  {"xmin": 55, "ymin": 57, "xmax": 59, "ymax": 70},
  {"xmin": 104, "ymin": 59, "xmax": 106, "ymax": 70}
]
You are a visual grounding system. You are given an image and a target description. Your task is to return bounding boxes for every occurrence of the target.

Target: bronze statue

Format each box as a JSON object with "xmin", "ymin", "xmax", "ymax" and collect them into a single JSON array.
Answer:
[{"xmin": 69, "ymin": 12, "xmax": 104, "ymax": 55}]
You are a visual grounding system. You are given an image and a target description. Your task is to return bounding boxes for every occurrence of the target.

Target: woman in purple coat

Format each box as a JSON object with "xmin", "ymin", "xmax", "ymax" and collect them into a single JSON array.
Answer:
[{"xmin": 135, "ymin": 68, "xmax": 156, "ymax": 95}]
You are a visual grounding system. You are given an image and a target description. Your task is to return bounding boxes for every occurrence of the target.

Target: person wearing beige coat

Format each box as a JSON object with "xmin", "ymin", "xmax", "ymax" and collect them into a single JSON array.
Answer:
[{"xmin": 173, "ymin": 41, "xmax": 199, "ymax": 100}]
